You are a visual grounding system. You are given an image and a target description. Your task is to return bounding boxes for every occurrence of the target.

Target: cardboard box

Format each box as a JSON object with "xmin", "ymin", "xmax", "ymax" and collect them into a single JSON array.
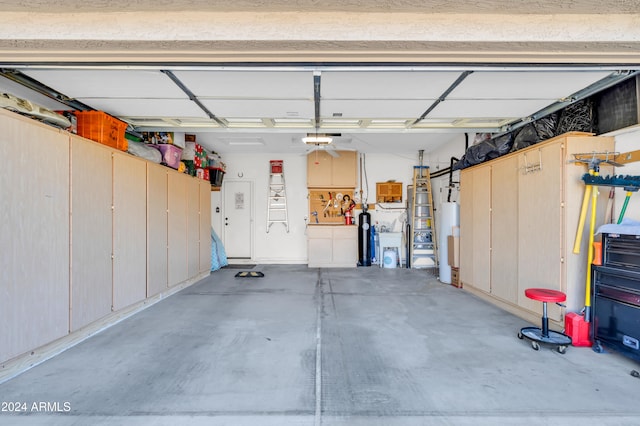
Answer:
[
  {"xmin": 451, "ymin": 267, "xmax": 461, "ymax": 288},
  {"xmin": 448, "ymin": 235, "xmax": 460, "ymax": 267}
]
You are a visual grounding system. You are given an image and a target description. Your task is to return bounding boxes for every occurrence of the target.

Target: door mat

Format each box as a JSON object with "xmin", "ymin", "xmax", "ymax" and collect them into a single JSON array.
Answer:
[
  {"xmin": 234, "ymin": 271, "xmax": 264, "ymax": 278},
  {"xmin": 226, "ymin": 264, "xmax": 256, "ymax": 269}
]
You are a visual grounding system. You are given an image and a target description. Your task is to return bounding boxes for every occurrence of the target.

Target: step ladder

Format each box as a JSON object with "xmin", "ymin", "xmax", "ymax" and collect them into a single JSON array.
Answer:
[
  {"xmin": 410, "ymin": 166, "xmax": 437, "ymax": 269},
  {"xmin": 267, "ymin": 161, "xmax": 289, "ymax": 233}
]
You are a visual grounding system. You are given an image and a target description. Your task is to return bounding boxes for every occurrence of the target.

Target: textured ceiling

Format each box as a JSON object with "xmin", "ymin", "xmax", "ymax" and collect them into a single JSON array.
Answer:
[{"xmin": 1, "ymin": 0, "xmax": 639, "ymax": 13}]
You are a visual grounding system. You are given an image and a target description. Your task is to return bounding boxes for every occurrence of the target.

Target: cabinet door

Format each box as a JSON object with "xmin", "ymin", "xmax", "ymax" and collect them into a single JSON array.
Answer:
[
  {"xmin": 187, "ymin": 177, "xmax": 200, "ymax": 278},
  {"xmin": 459, "ymin": 169, "xmax": 474, "ymax": 286},
  {"xmin": 331, "ymin": 151, "xmax": 357, "ymax": 187},
  {"xmin": 307, "ymin": 150, "xmax": 333, "ymax": 187},
  {"xmin": 168, "ymin": 172, "xmax": 189, "ymax": 286},
  {"xmin": 71, "ymin": 137, "xmax": 113, "ymax": 330},
  {"xmin": 199, "ymin": 180, "xmax": 212, "ymax": 273},
  {"xmin": 308, "ymin": 237, "xmax": 332, "ymax": 266},
  {"xmin": 518, "ymin": 143, "xmax": 563, "ymax": 321},
  {"xmin": 332, "ymin": 227, "xmax": 358, "ymax": 267},
  {"xmin": 148, "ymin": 164, "xmax": 168, "ymax": 297},
  {"xmin": 113, "ymin": 152, "xmax": 147, "ymax": 310},
  {"xmin": 472, "ymin": 166, "xmax": 492, "ymax": 293},
  {"xmin": 1, "ymin": 111, "xmax": 70, "ymax": 363},
  {"xmin": 491, "ymin": 156, "xmax": 519, "ymax": 304}
]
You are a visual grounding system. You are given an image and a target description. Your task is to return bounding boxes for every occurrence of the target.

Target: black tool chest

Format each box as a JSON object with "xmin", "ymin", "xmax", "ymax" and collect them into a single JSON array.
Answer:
[{"xmin": 592, "ymin": 233, "xmax": 640, "ymax": 362}]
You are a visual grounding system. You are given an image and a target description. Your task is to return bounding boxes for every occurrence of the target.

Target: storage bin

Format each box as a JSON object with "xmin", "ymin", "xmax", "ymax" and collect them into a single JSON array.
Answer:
[
  {"xmin": 155, "ymin": 144, "xmax": 183, "ymax": 169},
  {"xmin": 209, "ymin": 167, "xmax": 225, "ymax": 187},
  {"xmin": 75, "ymin": 111, "xmax": 128, "ymax": 151}
]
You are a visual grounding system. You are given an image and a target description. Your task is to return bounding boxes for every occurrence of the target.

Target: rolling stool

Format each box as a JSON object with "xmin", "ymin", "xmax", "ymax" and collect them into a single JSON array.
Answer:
[{"xmin": 518, "ymin": 288, "xmax": 572, "ymax": 354}]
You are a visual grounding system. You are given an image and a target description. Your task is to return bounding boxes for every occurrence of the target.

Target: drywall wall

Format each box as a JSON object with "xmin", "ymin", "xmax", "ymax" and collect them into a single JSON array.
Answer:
[
  {"xmin": 221, "ymin": 152, "xmax": 309, "ymax": 263},
  {"xmin": 613, "ymin": 127, "xmax": 640, "ymax": 222},
  {"xmin": 357, "ymin": 152, "xmax": 417, "ymax": 233}
]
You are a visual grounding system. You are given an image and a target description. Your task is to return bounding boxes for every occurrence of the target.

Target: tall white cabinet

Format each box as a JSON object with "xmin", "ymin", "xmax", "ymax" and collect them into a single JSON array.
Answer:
[{"xmin": 460, "ymin": 132, "xmax": 614, "ymax": 325}]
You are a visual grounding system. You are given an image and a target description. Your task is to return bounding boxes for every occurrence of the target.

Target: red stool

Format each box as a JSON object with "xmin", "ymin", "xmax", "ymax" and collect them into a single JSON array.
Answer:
[{"xmin": 518, "ymin": 288, "xmax": 572, "ymax": 354}]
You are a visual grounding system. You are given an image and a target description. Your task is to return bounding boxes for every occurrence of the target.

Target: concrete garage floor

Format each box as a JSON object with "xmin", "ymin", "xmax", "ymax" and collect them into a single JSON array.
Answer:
[{"xmin": 1, "ymin": 265, "xmax": 639, "ymax": 426}]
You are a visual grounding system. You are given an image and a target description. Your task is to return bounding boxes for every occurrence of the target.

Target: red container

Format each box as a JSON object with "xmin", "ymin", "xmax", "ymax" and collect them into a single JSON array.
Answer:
[
  {"xmin": 75, "ymin": 111, "xmax": 128, "ymax": 151},
  {"xmin": 270, "ymin": 160, "xmax": 283, "ymax": 174},
  {"xmin": 565, "ymin": 312, "xmax": 592, "ymax": 347}
]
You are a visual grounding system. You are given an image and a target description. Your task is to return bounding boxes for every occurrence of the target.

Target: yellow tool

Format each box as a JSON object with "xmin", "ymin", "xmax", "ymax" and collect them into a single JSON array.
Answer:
[
  {"xmin": 584, "ymin": 169, "xmax": 599, "ymax": 320},
  {"xmin": 573, "ymin": 168, "xmax": 594, "ymax": 254}
]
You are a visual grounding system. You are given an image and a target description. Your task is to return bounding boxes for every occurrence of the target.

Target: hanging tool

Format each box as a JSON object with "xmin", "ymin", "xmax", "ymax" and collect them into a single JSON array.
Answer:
[
  {"xmin": 573, "ymin": 169, "xmax": 594, "ymax": 254},
  {"xmin": 570, "ymin": 152, "xmax": 619, "ymax": 254},
  {"xmin": 604, "ymin": 187, "xmax": 615, "ymax": 225},
  {"xmin": 617, "ymin": 188, "xmax": 638, "ymax": 224},
  {"xmin": 583, "ymin": 170, "xmax": 599, "ymax": 322}
]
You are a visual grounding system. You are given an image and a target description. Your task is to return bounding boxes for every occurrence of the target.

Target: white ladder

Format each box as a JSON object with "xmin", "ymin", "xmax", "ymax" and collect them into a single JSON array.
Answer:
[
  {"xmin": 267, "ymin": 164, "xmax": 289, "ymax": 233},
  {"xmin": 410, "ymin": 165, "xmax": 438, "ymax": 269}
]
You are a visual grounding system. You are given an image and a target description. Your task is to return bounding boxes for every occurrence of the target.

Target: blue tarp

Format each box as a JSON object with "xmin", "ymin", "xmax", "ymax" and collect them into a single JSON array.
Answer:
[{"xmin": 211, "ymin": 228, "xmax": 228, "ymax": 271}]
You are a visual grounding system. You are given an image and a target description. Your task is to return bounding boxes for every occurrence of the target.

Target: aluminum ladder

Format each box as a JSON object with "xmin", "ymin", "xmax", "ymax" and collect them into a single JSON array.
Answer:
[
  {"xmin": 409, "ymin": 165, "xmax": 438, "ymax": 269},
  {"xmin": 267, "ymin": 165, "xmax": 289, "ymax": 233}
]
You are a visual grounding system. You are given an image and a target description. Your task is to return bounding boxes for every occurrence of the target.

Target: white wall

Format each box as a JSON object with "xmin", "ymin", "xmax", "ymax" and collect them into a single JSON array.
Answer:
[
  {"xmin": 356, "ymin": 152, "xmax": 417, "ymax": 233},
  {"xmin": 221, "ymin": 152, "xmax": 309, "ymax": 264},
  {"xmin": 613, "ymin": 127, "xmax": 640, "ymax": 222}
]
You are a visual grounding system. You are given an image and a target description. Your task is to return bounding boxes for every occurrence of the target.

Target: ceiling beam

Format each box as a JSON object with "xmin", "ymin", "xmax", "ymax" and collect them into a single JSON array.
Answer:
[{"xmin": 161, "ymin": 70, "xmax": 227, "ymax": 127}]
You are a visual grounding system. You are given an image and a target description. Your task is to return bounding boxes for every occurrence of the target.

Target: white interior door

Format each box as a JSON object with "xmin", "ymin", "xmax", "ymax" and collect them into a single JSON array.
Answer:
[
  {"xmin": 210, "ymin": 190, "xmax": 223, "ymax": 238},
  {"xmin": 223, "ymin": 180, "xmax": 253, "ymax": 259}
]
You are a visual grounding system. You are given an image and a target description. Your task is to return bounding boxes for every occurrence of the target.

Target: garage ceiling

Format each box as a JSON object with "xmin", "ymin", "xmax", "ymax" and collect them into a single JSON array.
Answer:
[
  {"xmin": 1, "ymin": 1, "xmax": 639, "ymax": 155},
  {"xmin": 0, "ymin": 66, "xmax": 631, "ymax": 155}
]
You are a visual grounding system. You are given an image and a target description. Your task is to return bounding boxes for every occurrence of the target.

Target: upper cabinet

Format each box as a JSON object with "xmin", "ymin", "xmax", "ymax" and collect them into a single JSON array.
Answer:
[{"xmin": 307, "ymin": 150, "xmax": 357, "ymax": 188}]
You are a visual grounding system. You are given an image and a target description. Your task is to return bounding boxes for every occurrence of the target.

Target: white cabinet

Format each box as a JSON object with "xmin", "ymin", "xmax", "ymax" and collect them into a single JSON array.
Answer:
[
  {"xmin": 307, "ymin": 226, "xmax": 357, "ymax": 267},
  {"xmin": 460, "ymin": 132, "xmax": 614, "ymax": 325}
]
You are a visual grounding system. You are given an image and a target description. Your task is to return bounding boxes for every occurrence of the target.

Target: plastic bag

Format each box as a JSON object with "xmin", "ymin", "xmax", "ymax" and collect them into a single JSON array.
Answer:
[{"xmin": 127, "ymin": 141, "xmax": 162, "ymax": 163}]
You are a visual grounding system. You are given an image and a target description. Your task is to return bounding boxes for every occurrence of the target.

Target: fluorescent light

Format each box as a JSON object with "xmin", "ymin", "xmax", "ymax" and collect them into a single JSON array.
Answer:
[{"xmin": 302, "ymin": 135, "xmax": 333, "ymax": 144}]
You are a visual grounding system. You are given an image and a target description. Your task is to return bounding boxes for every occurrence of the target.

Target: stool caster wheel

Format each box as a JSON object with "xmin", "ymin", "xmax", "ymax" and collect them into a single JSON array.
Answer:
[
  {"xmin": 593, "ymin": 341, "xmax": 604, "ymax": 353},
  {"xmin": 557, "ymin": 345, "xmax": 567, "ymax": 354},
  {"xmin": 531, "ymin": 341, "xmax": 540, "ymax": 351},
  {"xmin": 517, "ymin": 332, "xmax": 523, "ymax": 340}
]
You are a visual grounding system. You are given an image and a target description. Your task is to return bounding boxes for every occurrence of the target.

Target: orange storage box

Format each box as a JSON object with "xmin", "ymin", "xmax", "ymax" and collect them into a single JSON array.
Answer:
[{"xmin": 75, "ymin": 111, "xmax": 128, "ymax": 151}]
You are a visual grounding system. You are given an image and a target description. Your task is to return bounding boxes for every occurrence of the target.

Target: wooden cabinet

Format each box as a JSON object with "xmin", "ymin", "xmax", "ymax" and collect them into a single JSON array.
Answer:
[
  {"xmin": 0, "ymin": 108, "xmax": 212, "ymax": 366},
  {"xmin": 460, "ymin": 132, "xmax": 614, "ymax": 325},
  {"xmin": 376, "ymin": 182, "xmax": 403, "ymax": 203},
  {"xmin": 307, "ymin": 226, "xmax": 357, "ymax": 267},
  {"xmin": 199, "ymin": 180, "xmax": 212, "ymax": 273},
  {"xmin": 1, "ymin": 110, "xmax": 70, "ymax": 364},
  {"xmin": 490, "ymin": 155, "xmax": 519, "ymax": 305},
  {"xmin": 70, "ymin": 135, "xmax": 113, "ymax": 330},
  {"xmin": 168, "ymin": 172, "xmax": 189, "ymax": 287},
  {"xmin": 307, "ymin": 150, "xmax": 357, "ymax": 187},
  {"xmin": 147, "ymin": 164, "xmax": 169, "ymax": 297},
  {"xmin": 113, "ymin": 152, "xmax": 147, "ymax": 311}
]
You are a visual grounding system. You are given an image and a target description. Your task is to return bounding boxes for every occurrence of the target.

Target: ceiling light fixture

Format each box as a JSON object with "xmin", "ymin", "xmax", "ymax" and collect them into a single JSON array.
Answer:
[{"xmin": 302, "ymin": 134, "xmax": 333, "ymax": 145}]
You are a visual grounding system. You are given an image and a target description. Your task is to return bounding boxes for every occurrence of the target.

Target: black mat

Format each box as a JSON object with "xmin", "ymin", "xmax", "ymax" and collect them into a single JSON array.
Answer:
[
  {"xmin": 225, "ymin": 264, "xmax": 256, "ymax": 269},
  {"xmin": 234, "ymin": 271, "xmax": 264, "ymax": 278}
]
